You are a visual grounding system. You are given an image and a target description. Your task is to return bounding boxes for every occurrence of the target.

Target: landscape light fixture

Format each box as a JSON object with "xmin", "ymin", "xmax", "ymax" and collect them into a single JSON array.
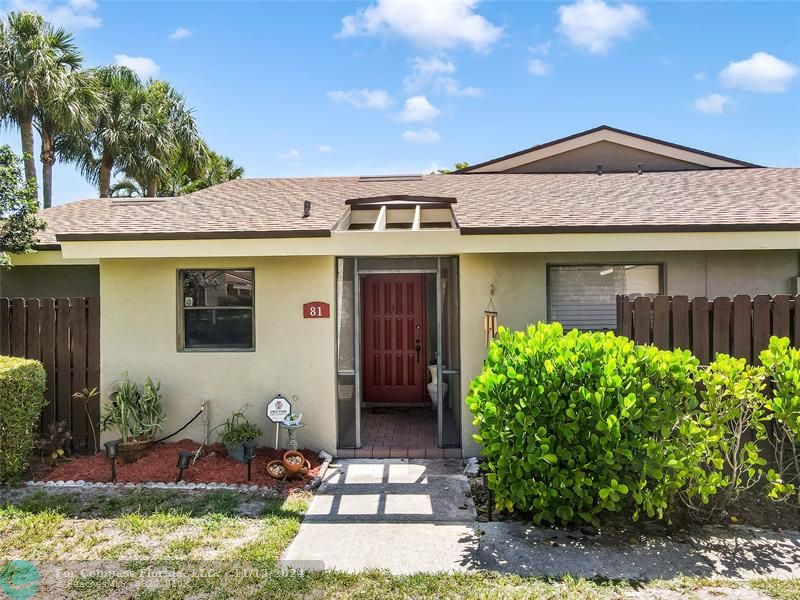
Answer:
[
  {"xmin": 176, "ymin": 450, "xmax": 194, "ymax": 483},
  {"xmin": 104, "ymin": 440, "xmax": 119, "ymax": 482},
  {"xmin": 243, "ymin": 440, "xmax": 257, "ymax": 482}
]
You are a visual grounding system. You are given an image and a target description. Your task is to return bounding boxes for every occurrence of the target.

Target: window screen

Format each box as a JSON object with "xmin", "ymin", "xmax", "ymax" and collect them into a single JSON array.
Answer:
[
  {"xmin": 548, "ymin": 265, "xmax": 661, "ymax": 331},
  {"xmin": 180, "ymin": 269, "xmax": 254, "ymax": 350}
]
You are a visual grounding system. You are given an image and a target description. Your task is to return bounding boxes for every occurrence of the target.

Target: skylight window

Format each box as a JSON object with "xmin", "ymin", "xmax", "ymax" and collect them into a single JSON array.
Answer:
[{"xmin": 337, "ymin": 195, "xmax": 457, "ymax": 232}]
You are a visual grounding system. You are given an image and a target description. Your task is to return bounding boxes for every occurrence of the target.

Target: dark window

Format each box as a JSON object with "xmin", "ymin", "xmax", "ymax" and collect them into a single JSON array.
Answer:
[
  {"xmin": 548, "ymin": 265, "xmax": 661, "ymax": 331},
  {"xmin": 180, "ymin": 269, "xmax": 254, "ymax": 350}
]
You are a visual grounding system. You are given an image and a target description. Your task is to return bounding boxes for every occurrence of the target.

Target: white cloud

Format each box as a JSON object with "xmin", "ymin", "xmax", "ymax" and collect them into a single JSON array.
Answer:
[
  {"xmin": 557, "ymin": 0, "xmax": 646, "ymax": 54},
  {"xmin": 720, "ymin": 52, "xmax": 798, "ymax": 93},
  {"xmin": 693, "ymin": 93, "xmax": 730, "ymax": 114},
  {"xmin": 403, "ymin": 56, "xmax": 456, "ymax": 91},
  {"xmin": 318, "ymin": 145, "xmax": 333, "ymax": 153},
  {"xmin": 338, "ymin": 0, "xmax": 503, "ymax": 53},
  {"xmin": 529, "ymin": 40, "xmax": 552, "ymax": 55},
  {"xmin": 169, "ymin": 27, "xmax": 192, "ymax": 41},
  {"xmin": 279, "ymin": 148, "xmax": 301, "ymax": 160},
  {"xmin": 528, "ymin": 58, "xmax": 553, "ymax": 76},
  {"xmin": 327, "ymin": 89, "xmax": 393, "ymax": 110},
  {"xmin": 403, "ymin": 56, "xmax": 482, "ymax": 97},
  {"xmin": 434, "ymin": 77, "xmax": 483, "ymax": 97},
  {"xmin": 114, "ymin": 54, "xmax": 160, "ymax": 79},
  {"xmin": 9, "ymin": 0, "xmax": 101, "ymax": 30},
  {"xmin": 402, "ymin": 128, "xmax": 441, "ymax": 144},
  {"xmin": 694, "ymin": 71, "xmax": 706, "ymax": 81},
  {"xmin": 399, "ymin": 95, "xmax": 440, "ymax": 122}
]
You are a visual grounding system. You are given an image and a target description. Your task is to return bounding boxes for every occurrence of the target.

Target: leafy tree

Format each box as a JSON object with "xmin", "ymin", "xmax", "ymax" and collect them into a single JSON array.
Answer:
[
  {"xmin": 0, "ymin": 146, "xmax": 43, "ymax": 267},
  {"xmin": 0, "ymin": 12, "xmax": 82, "ymax": 200},
  {"xmin": 434, "ymin": 161, "xmax": 470, "ymax": 174}
]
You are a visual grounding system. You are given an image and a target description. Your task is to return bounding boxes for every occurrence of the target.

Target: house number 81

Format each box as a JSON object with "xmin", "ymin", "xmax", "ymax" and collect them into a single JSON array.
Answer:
[{"xmin": 303, "ymin": 301, "xmax": 330, "ymax": 319}]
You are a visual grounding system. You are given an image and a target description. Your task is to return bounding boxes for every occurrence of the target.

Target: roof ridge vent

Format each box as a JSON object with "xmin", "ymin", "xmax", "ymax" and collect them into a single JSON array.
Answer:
[{"xmin": 358, "ymin": 174, "xmax": 423, "ymax": 183}]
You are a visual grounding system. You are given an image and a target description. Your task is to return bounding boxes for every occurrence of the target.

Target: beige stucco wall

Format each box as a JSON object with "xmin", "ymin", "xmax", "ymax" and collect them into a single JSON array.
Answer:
[
  {"xmin": 99, "ymin": 256, "xmax": 337, "ymax": 454},
  {"xmin": 97, "ymin": 249, "xmax": 798, "ymax": 458},
  {"xmin": 458, "ymin": 250, "xmax": 800, "ymax": 455}
]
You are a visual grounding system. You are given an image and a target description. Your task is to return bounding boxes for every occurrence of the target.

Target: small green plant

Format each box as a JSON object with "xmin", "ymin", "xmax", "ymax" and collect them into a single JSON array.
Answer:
[
  {"xmin": 72, "ymin": 387, "xmax": 100, "ymax": 453},
  {"xmin": 760, "ymin": 337, "xmax": 800, "ymax": 504},
  {"xmin": 693, "ymin": 354, "xmax": 768, "ymax": 512},
  {"xmin": 0, "ymin": 356, "xmax": 47, "ymax": 483},
  {"xmin": 101, "ymin": 372, "xmax": 166, "ymax": 443},
  {"xmin": 35, "ymin": 420, "xmax": 72, "ymax": 466},
  {"xmin": 219, "ymin": 408, "xmax": 262, "ymax": 446}
]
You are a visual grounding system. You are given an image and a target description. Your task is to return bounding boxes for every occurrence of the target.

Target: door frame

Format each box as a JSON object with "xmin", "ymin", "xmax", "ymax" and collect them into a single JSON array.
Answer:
[
  {"xmin": 360, "ymin": 273, "xmax": 428, "ymax": 406},
  {"xmin": 346, "ymin": 258, "xmax": 455, "ymax": 448}
]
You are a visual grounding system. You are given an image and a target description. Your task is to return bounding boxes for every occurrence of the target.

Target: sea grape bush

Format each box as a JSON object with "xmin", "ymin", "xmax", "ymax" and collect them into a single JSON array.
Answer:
[
  {"xmin": 693, "ymin": 354, "xmax": 768, "ymax": 510},
  {"xmin": 760, "ymin": 337, "xmax": 800, "ymax": 503},
  {"xmin": 467, "ymin": 323, "xmax": 717, "ymax": 525},
  {"xmin": 468, "ymin": 324, "xmax": 800, "ymax": 525}
]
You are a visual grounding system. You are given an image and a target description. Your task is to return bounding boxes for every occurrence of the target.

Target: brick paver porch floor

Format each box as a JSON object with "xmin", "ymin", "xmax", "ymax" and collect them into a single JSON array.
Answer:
[{"xmin": 337, "ymin": 407, "xmax": 461, "ymax": 459}]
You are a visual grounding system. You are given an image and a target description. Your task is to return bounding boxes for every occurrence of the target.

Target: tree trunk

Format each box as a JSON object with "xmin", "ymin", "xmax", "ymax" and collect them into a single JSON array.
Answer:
[
  {"xmin": 19, "ymin": 112, "xmax": 38, "ymax": 198},
  {"xmin": 40, "ymin": 130, "xmax": 56, "ymax": 209},
  {"xmin": 146, "ymin": 179, "xmax": 158, "ymax": 197},
  {"xmin": 99, "ymin": 154, "xmax": 113, "ymax": 198}
]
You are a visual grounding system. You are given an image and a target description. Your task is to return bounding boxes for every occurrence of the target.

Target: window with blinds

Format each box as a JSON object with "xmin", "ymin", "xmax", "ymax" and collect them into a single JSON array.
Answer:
[{"xmin": 547, "ymin": 265, "xmax": 661, "ymax": 331}]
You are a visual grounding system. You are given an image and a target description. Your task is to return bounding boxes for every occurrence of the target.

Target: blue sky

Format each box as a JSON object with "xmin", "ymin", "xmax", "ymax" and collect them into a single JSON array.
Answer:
[{"xmin": 1, "ymin": 0, "xmax": 799, "ymax": 205}]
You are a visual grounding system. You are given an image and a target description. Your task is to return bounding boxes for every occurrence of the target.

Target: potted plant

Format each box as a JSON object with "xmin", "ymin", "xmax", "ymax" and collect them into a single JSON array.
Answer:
[
  {"xmin": 101, "ymin": 372, "xmax": 166, "ymax": 463},
  {"xmin": 219, "ymin": 408, "xmax": 262, "ymax": 463}
]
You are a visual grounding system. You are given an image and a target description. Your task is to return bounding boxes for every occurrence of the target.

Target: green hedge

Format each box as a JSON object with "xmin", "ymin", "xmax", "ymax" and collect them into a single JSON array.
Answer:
[
  {"xmin": 468, "ymin": 324, "xmax": 800, "ymax": 523},
  {"xmin": 467, "ymin": 323, "xmax": 722, "ymax": 524},
  {"xmin": 0, "ymin": 356, "xmax": 47, "ymax": 483}
]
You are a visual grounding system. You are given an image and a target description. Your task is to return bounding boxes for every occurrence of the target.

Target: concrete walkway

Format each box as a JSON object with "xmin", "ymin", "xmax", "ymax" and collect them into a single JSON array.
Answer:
[
  {"xmin": 281, "ymin": 459, "xmax": 800, "ymax": 579},
  {"xmin": 280, "ymin": 459, "xmax": 478, "ymax": 573}
]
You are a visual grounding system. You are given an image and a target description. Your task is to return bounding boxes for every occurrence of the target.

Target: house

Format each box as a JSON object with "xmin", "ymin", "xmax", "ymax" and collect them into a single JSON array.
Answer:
[{"xmin": 7, "ymin": 125, "xmax": 800, "ymax": 458}]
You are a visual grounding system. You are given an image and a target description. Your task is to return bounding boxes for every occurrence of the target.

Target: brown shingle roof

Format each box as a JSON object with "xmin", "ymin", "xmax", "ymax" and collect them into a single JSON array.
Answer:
[{"xmin": 38, "ymin": 168, "xmax": 800, "ymax": 244}]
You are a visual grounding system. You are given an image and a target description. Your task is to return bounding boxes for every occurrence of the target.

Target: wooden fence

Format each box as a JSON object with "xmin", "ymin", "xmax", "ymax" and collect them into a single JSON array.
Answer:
[
  {"xmin": 616, "ymin": 294, "xmax": 799, "ymax": 364},
  {"xmin": 0, "ymin": 297, "xmax": 100, "ymax": 452}
]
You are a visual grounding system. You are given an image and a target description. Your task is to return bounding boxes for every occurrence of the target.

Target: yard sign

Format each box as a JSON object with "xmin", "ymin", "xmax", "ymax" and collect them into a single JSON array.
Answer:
[{"xmin": 266, "ymin": 395, "xmax": 292, "ymax": 448}]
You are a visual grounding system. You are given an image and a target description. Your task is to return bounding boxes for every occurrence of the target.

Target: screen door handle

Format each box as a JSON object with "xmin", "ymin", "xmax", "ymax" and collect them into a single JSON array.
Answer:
[{"xmin": 415, "ymin": 341, "xmax": 421, "ymax": 362}]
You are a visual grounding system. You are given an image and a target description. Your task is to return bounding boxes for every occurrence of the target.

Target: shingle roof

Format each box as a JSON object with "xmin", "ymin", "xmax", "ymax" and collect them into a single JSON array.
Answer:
[{"xmin": 37, "ymin": 168, "xmax": 800, "ymax": 245}]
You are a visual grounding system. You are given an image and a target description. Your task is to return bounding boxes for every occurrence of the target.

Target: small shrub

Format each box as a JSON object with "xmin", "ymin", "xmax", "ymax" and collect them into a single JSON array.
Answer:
[
  {"xmin": 760, "ymin": 336, "xmax": 800, "ymax": 503},
  {"xmin": 102, "ymin": 373, "xmax": 166, "ymax": 443},
  {"xmin": 694, "ymin": 354, "xmax": 768, "ymax": 511},
  {"xmin": 219, "ymin": 408, "xmax": 262, "ymax": 446},
  {"xmin": 467, "ymin": 323, "xmax": 718, "ymax": 525},
  {"xmin": 0, "ymin": 356, "xmax": 47, "ymax": 483}
]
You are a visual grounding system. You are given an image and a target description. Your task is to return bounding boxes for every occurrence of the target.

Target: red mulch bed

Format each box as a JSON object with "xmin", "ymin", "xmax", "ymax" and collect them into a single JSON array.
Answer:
[{"xmin": 42, "ymin": 439, "xmax": 320, "ymax": 491}]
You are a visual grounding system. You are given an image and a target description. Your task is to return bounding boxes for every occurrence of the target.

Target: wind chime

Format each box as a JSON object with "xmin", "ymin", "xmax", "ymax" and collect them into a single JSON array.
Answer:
[{"xmin": 483, "ymin": 284, "xmax": 498, "ymax": 347}]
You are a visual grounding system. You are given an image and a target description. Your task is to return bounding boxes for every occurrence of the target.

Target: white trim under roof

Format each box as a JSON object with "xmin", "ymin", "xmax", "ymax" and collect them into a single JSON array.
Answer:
[{"xmin": 465, "ymin": 127, "xmax": 755, "ymax": 173}]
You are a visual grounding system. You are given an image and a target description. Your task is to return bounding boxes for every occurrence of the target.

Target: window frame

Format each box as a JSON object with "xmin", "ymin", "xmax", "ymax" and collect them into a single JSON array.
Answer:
[
  {"xmin": 177, "ymin": 268, "xmax": 256, "ymax": 352},
  {"xmin": 545, "ymin": 262, "xmax": 665, "ymax": 330}
]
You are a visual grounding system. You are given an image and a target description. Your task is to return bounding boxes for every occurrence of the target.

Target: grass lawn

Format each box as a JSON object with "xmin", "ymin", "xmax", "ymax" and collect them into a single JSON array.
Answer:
[{"xmin": 0, "ymin": 488, "xmax": 797, "ymax": 599}]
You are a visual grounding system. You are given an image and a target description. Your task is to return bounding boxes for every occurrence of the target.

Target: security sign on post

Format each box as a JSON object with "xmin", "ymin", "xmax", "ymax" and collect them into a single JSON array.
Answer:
[{"xmin": 267, "ymin": 394, "xmax": 292, "ymax": 448}]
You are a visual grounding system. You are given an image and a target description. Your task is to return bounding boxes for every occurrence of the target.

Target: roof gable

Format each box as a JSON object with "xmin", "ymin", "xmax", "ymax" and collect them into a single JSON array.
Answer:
[{"xmin": 461, "ymin": 125, "xmax": 761, "ymax": 173}]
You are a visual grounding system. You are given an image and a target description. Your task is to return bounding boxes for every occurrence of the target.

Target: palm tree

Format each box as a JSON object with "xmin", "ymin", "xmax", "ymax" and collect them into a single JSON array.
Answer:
[
  {"xmin": 162, "ymin": 150, "xmax": 244, "ymax": 196},
  {"xmin": 59, "ymin": 65, "xmax": 149, "ymax": 197},
  {"xmin": 35, "ymin": 68, "xmax": 98, "ymax": 207},
  {"xmin": 117, "ymin": 80, "xmax": 206, "ymax": 197},
  {"xmin": 0, "ymin": 12, "xmax": 82, "ymax": 199}
]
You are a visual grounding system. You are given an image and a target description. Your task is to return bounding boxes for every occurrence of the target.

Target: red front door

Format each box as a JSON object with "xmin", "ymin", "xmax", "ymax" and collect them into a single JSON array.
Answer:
[{"xmin": 362, "ymin": 274, "xmax": 426, "ymax": 404}]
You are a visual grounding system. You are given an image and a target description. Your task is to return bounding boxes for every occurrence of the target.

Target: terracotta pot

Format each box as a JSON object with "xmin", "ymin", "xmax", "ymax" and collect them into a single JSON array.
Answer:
[
  {"xmin": 283, "ymin": 451, "xmax": 305, "ymax": 475},
  {"xmin": 118, "ymin": 438, "xmax": 153, "ymax": 464}
]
